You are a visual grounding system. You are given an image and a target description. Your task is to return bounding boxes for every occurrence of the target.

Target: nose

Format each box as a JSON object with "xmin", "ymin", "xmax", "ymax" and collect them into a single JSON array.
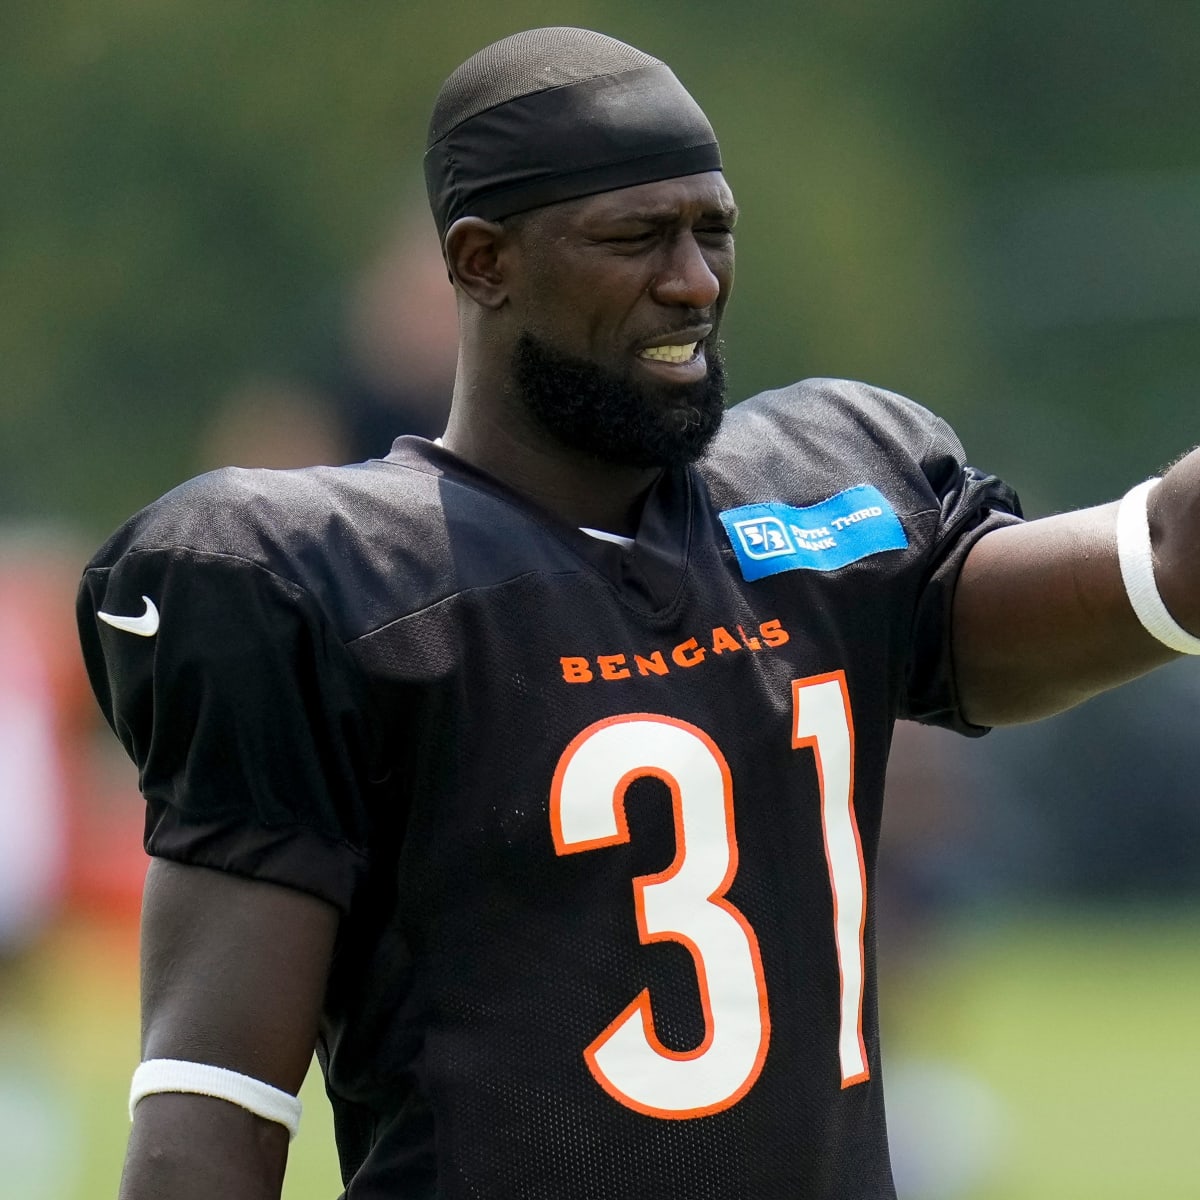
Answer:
[{"xmin": 650, "ymin": 233, "xmax": 723, "ymax": 310}]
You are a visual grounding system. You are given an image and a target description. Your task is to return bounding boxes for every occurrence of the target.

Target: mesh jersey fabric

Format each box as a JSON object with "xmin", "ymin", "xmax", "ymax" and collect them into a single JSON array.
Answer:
[{"xmin": 78, "ymin": 379, "xmax": 1021, "ymax": 1200}]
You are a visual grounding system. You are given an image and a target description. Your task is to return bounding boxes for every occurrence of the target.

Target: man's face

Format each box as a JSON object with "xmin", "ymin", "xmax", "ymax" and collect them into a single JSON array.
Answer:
[{"xmin": 504, "ymin": 172, "xmax": 737, "ymax": 467}]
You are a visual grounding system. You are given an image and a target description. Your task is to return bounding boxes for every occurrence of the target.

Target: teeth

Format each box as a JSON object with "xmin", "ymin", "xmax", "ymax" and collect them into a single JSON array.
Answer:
[{"xmin": 639, "ymin": 342, "xmax": 698, "ymax": 364}]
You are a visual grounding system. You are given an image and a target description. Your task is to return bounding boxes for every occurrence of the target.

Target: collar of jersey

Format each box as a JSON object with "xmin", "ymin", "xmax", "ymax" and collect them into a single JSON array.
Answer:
[{"xmin": 384, "ymin": 437, "xmax": 694, "ymax": 615}]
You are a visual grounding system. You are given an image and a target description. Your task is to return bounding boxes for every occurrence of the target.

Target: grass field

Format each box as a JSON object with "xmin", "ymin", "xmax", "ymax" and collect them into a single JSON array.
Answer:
[{"xmin": 6, "ymin": 906, "xmax": 1200, "ymax": 1199}]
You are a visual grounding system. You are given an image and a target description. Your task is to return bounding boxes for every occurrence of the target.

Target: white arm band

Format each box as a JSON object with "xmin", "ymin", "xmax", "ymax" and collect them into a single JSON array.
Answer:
[
  {"xmin": 1117, "ymin": 477, "xmax": 1200, "ymax": 655},
  {"xmin": 129, "ymin": 1059, "xmax": 302, "ymax": 1140}
]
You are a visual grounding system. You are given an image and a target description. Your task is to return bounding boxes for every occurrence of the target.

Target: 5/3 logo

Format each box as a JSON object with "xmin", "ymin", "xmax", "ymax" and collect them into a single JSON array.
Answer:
[
  {"xmin": 732, "ymin": 516, "xmax": 795, "ymax": 560},
  {"xmin": 549, "ymin": 671, "xmax": 867, "ymax": 1120}
]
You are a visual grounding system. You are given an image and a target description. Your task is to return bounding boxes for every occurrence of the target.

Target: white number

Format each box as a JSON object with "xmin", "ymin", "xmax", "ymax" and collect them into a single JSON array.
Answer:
[
  {"xmin": 791, "ymin": 672, "xmax": 869, "ymax": 1086},
  {"xmin": 551, "ymin": 714, "xmax": 770, "ymax": 1118},
  {"xmin": 550, "ymin": 673, "xmax": 867, "ymax": 1117}
]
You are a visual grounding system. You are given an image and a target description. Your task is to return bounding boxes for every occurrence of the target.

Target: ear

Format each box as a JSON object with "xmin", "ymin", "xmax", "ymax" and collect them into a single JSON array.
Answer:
[{"xmin": 444, "ymin": 217, "xmax": 510, "ymax": 309}]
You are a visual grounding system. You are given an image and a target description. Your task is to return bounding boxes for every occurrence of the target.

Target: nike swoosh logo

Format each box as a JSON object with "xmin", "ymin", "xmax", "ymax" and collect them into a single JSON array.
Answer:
[{"xmin": 98, "ymin": 595, "xmax": 160, "ymax": 637}]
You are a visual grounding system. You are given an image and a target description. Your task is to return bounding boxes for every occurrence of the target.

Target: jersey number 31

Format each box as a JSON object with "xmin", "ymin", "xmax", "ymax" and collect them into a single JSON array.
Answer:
[{"xmin": 550, "ymin": 670, "xmax": 868, "ymax": 1120}]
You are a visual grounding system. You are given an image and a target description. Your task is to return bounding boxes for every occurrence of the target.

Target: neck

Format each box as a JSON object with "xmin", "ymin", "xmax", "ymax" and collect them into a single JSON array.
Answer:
[{"xmin": 441, "ymin": 372, "xmax": 661, "ymax": 536}]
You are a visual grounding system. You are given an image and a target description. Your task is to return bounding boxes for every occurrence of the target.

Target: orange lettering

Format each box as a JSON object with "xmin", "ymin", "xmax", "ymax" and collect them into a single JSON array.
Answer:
[
  {"xmin": 759, "ymin": 619, "xmax": 789, "ymax": 648},
  {"xmin": 598, "ymin": 654, "xmax": 631, "ymax": 681},
  {"xmin": 635, "ymin": 651, "xmax": 669, "ymax": 677},
  {"xmin": 737, "ymin": 624, "xmax": 762, "ymax": 651},
  {"xmin": 672, "ymin": 637, "xmax": 706, "ymax": 668},
  {"xmin": 561, "ymin": 657, "xmax": 594, "ymax": 683},
  {"xmin": 710, "ymin": 625, "xmax": 741, "ymax": 655}
]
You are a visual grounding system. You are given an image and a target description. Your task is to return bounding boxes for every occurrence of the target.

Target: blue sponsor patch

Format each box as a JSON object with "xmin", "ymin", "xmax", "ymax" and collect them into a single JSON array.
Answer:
[{"xmin": 719, "ymin": 485, "xmax": 909, "ymax": 581}]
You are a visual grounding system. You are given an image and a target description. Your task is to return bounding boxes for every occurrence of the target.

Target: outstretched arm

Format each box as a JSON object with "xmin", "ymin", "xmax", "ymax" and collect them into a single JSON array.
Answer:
[
  {"xmin": 118, "ymin": 860, "xmax": 339, "ymax": 1200},
  {"xmin": 953, "ymin": 448, "xmax": 1200, "ymax": 726}
]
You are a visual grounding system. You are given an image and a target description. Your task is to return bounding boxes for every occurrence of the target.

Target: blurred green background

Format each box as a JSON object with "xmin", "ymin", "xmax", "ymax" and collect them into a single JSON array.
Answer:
[
  {"xmin": 7, "ymin": 0, "xmax": 1200, "ymax": 534},
  {"xmin": 3, "ymin": 2, "xmax": 1199, "ymax": 1197}
]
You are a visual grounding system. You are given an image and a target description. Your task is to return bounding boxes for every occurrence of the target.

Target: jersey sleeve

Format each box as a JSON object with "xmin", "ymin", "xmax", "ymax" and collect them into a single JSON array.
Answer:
[
  {"xmin": 900, "ymin": 413, "xmax": 1023, "ymax": 733},
  {"xmin": 77, "ymin": 544, "xmax": 376, "ymax": 912}
]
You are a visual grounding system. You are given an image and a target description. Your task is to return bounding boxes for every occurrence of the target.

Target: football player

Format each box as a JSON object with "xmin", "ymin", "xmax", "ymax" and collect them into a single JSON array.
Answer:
[{"xmin": 79, "ymin": 27, "xmax": 1200, "ymax": 1200}]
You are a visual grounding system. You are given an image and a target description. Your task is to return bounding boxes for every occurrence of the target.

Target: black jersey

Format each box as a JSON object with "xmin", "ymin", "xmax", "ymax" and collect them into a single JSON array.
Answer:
[{"xmin": 78, "ymin": 379, "xmax": 1020, "ymax": 1200}]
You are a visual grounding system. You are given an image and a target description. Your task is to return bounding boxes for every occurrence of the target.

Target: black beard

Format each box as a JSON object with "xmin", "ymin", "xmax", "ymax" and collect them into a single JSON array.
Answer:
[{"xmin": 511, "ymin": 332, "xmax": 728, "ymax": 469}]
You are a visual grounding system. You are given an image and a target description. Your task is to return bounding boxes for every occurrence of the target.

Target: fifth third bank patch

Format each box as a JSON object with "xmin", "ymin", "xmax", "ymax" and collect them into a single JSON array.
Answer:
[{"xmin": 719, "ymin": 484, "xmax": 909, "ymax": 582}]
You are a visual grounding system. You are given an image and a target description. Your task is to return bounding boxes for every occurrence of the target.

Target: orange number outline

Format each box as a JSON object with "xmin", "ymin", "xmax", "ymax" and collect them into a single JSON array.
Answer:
[{"xmin": 550, "ymin": 713, "xmax": 771, "ymax": 1119}]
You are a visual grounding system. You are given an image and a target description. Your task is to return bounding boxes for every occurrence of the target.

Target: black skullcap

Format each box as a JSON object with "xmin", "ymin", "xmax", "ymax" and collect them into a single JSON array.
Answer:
[{"xmin": 424, "ymin": 27, "xmax": 722, "ymax": 238}]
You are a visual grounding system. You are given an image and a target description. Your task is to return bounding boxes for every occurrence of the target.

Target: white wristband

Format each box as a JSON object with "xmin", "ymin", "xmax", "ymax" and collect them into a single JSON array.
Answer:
[
  {"xmin": 130, "ymin": 1059, "xmax": 302, "ymax": 1140},
  {"xmin": 1116, "ymin": 477, "xmax": 1200, "ymax": 655}
]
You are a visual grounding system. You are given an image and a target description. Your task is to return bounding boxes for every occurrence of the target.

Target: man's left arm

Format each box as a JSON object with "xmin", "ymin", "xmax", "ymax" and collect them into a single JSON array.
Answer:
[{"xmin": 953, "ymin": 448, "xmax": 1200, "ymax": 726}]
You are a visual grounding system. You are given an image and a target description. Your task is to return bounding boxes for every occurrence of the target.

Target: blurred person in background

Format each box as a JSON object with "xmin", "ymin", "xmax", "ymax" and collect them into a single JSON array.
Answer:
[
  {"xmin": 196, "ymin": 376, "xmax": 352, "ymax": 473},
  {"xmin": 332, "ymin": 200, "xmax": 460, "ymax": 458},
  {"xmin": 877, "ymin": 722, "xmax": 1011, "ymax": 1199},
  {"xmin": 0, "ymin": 539, "xmax": 71, "ymax": 962},
  {"xmin": 197, "ymin": 197, "xmax": 457, "ymax": 475},
  {"xmin": 967, "ymin": 662, "xmax": 1200, "ymax": 900},
  {"xmin": 75, "ymin": 26, "xmax": 1200, "ymax": 1200},
  {"xmin": 0, "ymin": 533, "xmax": 88, "ymax": 1199}
]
